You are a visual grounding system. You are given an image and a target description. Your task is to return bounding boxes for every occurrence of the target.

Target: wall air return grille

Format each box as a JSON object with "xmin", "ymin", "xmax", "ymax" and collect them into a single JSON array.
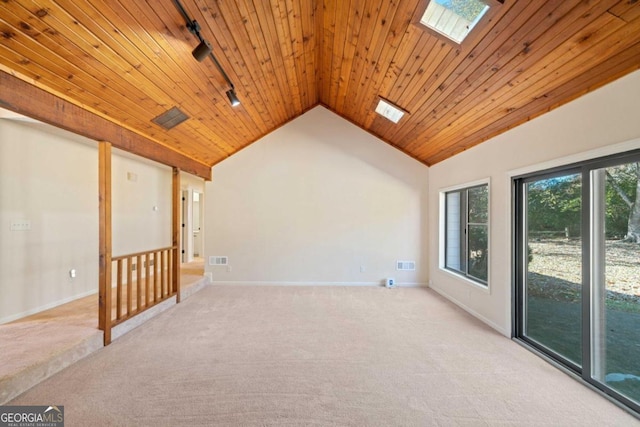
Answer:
[
  {"xmin": 396, "ymin": 260, "xmax": 416, "ymax": 271},
  {"xmin": 152, "ymin": 107, "xmax": 189, "ymax": 130},
  {"xmin": 209, "ymin": 256, "xmax": 228, "ymax": 266}
]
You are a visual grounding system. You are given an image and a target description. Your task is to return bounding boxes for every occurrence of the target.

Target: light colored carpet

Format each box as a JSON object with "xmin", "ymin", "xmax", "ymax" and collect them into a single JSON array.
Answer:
[
  {"xmin": 8, "ymin": 286, "xmax": 638, "ymax": 426},
  {"xmin": 0, "ymin": 268, "xmax": 207, "ymax": 404}
]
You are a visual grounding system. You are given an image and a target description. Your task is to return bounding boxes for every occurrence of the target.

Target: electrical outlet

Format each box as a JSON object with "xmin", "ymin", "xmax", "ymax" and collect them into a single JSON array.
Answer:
[
  {"xmin": 360, "ymin": 265, "xmax": 366, "ymax": 273},
  {"xmin": 226, "ymin": 265, "xmax": 232, "ymax": 273},
  {"xmin": 69, "ymin": 269, "xmax": 76, "ymax": 278}
]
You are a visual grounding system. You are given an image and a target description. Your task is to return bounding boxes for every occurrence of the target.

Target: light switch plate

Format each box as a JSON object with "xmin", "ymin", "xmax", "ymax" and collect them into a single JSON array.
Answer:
[{"xmin": 10, "ymin": 220, "xmax": 31, "ymax": 231}]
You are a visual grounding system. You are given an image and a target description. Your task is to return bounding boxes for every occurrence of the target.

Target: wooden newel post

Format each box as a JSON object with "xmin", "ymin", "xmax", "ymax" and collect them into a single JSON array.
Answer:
[
  {"xmin": 172, "ymin": 167, "xmax": 181, "ymax": 303},
  {"xmin": 98, "ymin": 141, "xmax": 112, "ymax": 345}
]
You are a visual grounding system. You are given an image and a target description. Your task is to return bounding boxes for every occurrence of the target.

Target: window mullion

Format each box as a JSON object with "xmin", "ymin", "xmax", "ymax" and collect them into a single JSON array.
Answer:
[{"xmin": 462, "ymin": 189, "xmax": 469, "ymax": 275}]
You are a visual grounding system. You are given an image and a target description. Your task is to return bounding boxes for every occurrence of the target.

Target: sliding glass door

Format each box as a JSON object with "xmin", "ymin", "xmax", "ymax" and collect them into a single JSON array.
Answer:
[
  {"xmin": 515, "ymin": 151, "xmax": 640, "ymax": 413},
  {"xmin": 591, "ymin": 163, "xmax": 640, "ymax": 405},
  {"xmin": 521, "ymin": 171, "xmax": 583, "ymax": 368}
]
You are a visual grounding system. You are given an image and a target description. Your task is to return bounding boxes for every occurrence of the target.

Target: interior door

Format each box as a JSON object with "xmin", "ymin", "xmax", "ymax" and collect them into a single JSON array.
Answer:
[{"xmin": 181, "ymin": 190, "xmax": 188, "ymax": 263}]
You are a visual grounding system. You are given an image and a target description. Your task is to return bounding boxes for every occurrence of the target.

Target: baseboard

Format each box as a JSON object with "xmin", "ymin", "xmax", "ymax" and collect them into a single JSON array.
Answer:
[
  {"xmin": 0, "ymin": 289, "xmax": 97, "ymax": 325},
  {"xmin": 429, "ymin": 286, "xmax": 510, "ymax": 337},
  {"xmin": 210, "ymin": 281, "xmax": 428, "ymax": 287}
]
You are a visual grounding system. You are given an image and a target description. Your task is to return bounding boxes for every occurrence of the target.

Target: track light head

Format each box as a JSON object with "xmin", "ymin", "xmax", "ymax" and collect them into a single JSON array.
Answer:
[
  {"xmin": 192, "ymin": 39, "xmax": 212, "ymax": 62},
  {"xmin": 226, "ymin": 89, "xmax": 240, "ymax": 107}
]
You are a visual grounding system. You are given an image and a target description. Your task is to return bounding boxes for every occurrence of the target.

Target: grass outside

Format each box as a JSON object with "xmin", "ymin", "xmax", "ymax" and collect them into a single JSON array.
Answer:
[{"xmin": 526, "ymin": 238, "xmax": 640, "ymax": 403}]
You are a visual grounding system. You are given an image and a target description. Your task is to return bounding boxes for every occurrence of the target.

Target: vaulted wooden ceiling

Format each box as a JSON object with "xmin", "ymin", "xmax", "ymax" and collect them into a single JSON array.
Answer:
[{"xmin": 1, "ymin": 0, "xmax": 639, "ymax": 180}]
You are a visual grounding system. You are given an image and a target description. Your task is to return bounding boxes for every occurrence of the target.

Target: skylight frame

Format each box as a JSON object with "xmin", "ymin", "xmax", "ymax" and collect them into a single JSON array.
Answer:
[{"xmin": 418, "ymin": 0, "xmax": 493, "ymax": 44}]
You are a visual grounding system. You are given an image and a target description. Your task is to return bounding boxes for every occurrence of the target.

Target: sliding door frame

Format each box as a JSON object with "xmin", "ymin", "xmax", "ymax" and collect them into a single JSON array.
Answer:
[{"xmin": 513, "ymin": 148, "xmax": 640, "ymax": 415}]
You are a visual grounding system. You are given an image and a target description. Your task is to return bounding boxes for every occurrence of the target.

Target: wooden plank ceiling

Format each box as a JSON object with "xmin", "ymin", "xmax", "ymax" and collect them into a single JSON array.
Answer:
[{"xmin": 1, "ymin": 0, "xmax": 639, "ymax": 179}]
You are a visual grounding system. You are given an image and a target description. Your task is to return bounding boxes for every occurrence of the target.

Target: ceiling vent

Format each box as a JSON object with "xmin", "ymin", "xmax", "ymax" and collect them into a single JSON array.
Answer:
[{"xmin": 152, "ymin": 107, "xmax": 189, "ymax": 130}]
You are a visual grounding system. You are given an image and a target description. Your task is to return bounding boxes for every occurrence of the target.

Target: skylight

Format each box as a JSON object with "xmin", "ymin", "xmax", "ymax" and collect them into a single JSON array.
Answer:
[
  {"xmin": 420, "ymin": 0, "xmax": 490, "ymax": 43},
  {"xmin": 375, "ymin": 99, "xmax": 405, "ymax": 124}
]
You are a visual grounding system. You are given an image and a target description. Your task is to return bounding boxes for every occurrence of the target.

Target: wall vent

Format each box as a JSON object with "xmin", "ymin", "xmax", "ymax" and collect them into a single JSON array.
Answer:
[
  {"xmin": 209, "ymin": 256, "xmax": 228, "ymax": 266},
  {"xmin": 396, "ymin": 260, "xmax": 416, "ymax": 271},
  {"xmin": 152, "ymin": 106, "xmax": 189, "ymax": 130}
]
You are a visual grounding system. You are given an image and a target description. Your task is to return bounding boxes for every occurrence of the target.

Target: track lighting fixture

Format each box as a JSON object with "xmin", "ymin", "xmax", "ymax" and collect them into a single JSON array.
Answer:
[
  {"xmin": 192, "ymin": 39, "xmax": 212, "ymax": 62},
  {"xmin": 173, "ymin": 0, "xmax": 240, "ymax": 107},
  {"xmin": 226, "ymin": 89, "xmax": 240, "ymax": 107}
]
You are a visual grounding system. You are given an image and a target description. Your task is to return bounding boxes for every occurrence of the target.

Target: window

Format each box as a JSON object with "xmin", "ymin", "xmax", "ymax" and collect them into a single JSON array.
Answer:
[
  {"xmin": 420, "ymin": 0, "xmax": 491, "ymax": 43},
  {"xmin": 444, "ymin": 183, "xmax": 488, "ymax": 285},
  {"xmin": 514, "ymin": 149, "xmax": 640, "ymax": 414}
]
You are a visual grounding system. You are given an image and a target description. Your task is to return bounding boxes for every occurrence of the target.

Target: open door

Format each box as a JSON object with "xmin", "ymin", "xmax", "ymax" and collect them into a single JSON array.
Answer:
[
  {"xmin": 193, "ymin": 191, "xmax": 202, "ymax": 258},
  {"xmin": 181, "ymin": 190, "xmax": 188, "ymax": 262}
]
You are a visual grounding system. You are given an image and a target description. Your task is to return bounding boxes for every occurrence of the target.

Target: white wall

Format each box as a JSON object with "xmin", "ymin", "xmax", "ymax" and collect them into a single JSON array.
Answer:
[
  {"xmin": 428, "ymin": 70, "xmax": 640, "ymax": 335},
  {"xmin": 0, "ymin": 114, "xmax": 175, "ymax": 323},
  {"xmin": 111, "ymin": 150, "xmax": 172, "ymax": 256},
  {"xmin": 205, "ymin": 106, "xmax": 429, "ymax": 286},
  {"xmin": 0, "ymin": 119, "xmax": 99, "ymax": 323}
]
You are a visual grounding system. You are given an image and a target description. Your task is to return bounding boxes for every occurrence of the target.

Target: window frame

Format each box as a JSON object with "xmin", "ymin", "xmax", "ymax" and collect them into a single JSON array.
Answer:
[
  {"xmin": 414, "ymin": 0, "xmax": 504, "ymax": 46},
  {"xmin": 439, "ymin": 178, "xmax": 490, "ymax": 289}
]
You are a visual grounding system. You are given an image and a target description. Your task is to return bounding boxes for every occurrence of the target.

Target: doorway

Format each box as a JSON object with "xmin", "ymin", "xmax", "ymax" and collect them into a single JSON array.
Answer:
[
  {"xmin": 180, "ymin": 189, "xmax": 204, "ymax": 263},
  {"xmin": 181, "ymin": 190, "xmax": 188, "ymax": 263},
  {"xmin": 192, "ymin": 191, "xmax": 202, "ymax": 258},
  {"xmin": 514, "ymin": 150, "xmax": 640, "ymax": 413}
]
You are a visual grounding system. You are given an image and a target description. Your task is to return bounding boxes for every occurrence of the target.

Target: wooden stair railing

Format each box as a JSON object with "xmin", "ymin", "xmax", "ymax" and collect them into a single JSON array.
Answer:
[{"xmin": 108, "ymin": 246, "xmax": 179, "ymax": 328}]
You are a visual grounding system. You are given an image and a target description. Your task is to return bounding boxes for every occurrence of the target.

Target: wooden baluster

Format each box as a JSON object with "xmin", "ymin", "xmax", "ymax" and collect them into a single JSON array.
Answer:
[
  {"xmin": 116, "ymin": 259, "xmax": 123, "ymax": 320},
  {"xmin": 154, "ymin": 251, "xmax": 159, "ymax": 302},
  {"xmin": 127, "ymin": 257, "xmax": 133, "ymax": 316},
  {"xmin": 161, "ymin": 250, "xmax": 166, "ymax": 297},
  {"xmin": 136, "ymin": 255, "xmax": 142, "ymax": 310},
  {"xmin": 145, "ymin": 254, "xmax": 150, "ymax": 307},
  {"xmin": 167, "ymin": 249, "xmax": 173, "ymax": 296}
]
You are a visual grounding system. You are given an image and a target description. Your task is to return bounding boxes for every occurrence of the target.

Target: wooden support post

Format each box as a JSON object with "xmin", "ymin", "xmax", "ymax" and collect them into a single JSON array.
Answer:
[
  {"xmin": 173, "ymin": 167, "xmax": 181, "ymax": 302},
  {"xmin": 98, "ymin": 141, "xmax": 112, "ymax": 346}
]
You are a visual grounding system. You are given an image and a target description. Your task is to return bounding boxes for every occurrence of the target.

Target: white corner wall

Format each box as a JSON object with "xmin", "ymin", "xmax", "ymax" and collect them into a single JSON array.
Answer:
[
  {"xmin": 0, "ymin": 115, "xmax": 175, "ymax": 323},
  {"xmin": 428, "ymin": 70, "xmax": 640, "ymax": 335},
  {"xmin": 0, "ymin": 119, "xmax": 99, "ymax": 323},
  {"xmin": 205, "ymin": 106, "xmax": 429, "ymax": 286},
  {"xmin": 111, "ymin": 151, "xmax": 172, "ymax": 256}
]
